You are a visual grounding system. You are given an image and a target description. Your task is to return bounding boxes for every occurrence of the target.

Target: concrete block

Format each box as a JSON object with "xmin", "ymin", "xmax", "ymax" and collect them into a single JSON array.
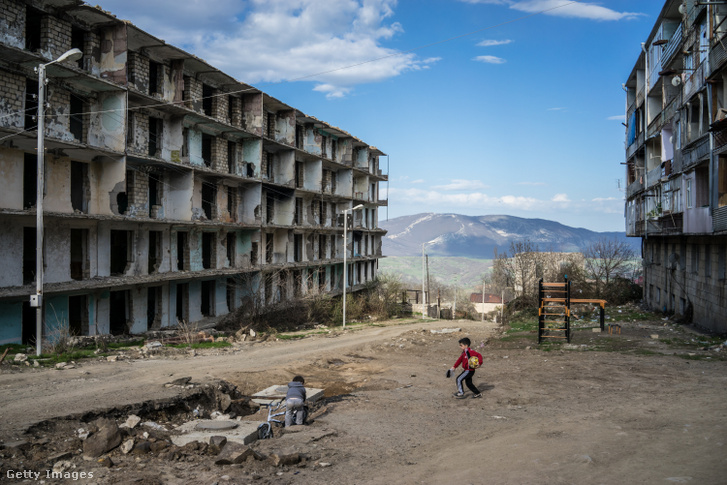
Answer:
[{"xmin": 171, "ymin": 419, "xmax": 260, "ymax": 447}]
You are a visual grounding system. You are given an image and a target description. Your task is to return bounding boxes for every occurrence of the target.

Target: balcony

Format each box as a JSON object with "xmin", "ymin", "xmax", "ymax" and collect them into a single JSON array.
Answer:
[
  {"xmin": 662, "ymin": 23, "xmax": 682, "ymax": 67},
  {"xmin": 682, "ymin": 136, "xmax": 710, "ymax": 170}
]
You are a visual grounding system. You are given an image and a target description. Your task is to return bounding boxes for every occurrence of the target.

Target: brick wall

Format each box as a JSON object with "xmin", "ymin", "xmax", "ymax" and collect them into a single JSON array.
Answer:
[
  {"xmin": 211, "ymin": 137, "xmax": 228, "ymax": 173},
  {"xmin": 212, "ymin": 91, "xmax": 228, "ymax": 123},
  {"xmin": 184, "ymin": 76, "xmax": 203, "ymax": 113},
  {"xmin": 128, "ymin": 112, "xmax": 149, "ymax": 155},
  {"xmin": 127, "ymin": 170, "xmax": 149, "ymax": 215},
  {"xmin": 46, "ymin": 87, "xmax": 71, "ymax": 140},
  {"xmin": 127, "ymin": 51, "xmax": 150, "ymax": 93},
  {"xmin": 0, "ymin": 71, "xmax": 25, "ymax": 128},
  {"xmin": 0, "ymin": 0, "xmax": 25, "ymax": 49},
  {"xmin": 40, "ymin": 15, "xmax": 71, "ymax": 61},
  {"xmin": 229, "ymin": 96, "xmax": 242, "ymax": 127}
]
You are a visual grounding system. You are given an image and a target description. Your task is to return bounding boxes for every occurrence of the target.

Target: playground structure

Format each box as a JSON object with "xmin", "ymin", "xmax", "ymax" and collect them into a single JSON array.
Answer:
[{"xmin": 538, "ymin": 277, "xmax": 607, "ymax": 344}]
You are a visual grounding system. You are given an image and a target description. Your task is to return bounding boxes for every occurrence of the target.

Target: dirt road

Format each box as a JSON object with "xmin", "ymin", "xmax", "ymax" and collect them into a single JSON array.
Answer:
[{"xmin": 1, "ymin": 317, "xmax": 726, "ymax": 484}]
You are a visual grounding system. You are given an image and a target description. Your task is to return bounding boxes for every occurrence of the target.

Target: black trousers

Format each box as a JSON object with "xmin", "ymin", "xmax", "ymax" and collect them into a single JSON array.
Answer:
[{"xmin": 456, "ymin": 370, "xmax": 480, "ymax": 394}]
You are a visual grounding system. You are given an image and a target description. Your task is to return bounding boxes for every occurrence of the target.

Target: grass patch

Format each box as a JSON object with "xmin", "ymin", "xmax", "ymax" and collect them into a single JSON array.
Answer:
[{"xmin": 107, "ymin": 339, "xmax": 145, "ymax": 349}]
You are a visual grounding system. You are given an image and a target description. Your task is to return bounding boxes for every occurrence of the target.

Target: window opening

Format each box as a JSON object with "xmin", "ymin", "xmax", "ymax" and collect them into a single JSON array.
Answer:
[
  {"xmin": 110, "ymin": 230, "xmax": 131, "ymax": 275},
  {"xmin": 148, "ymin": 117, "xmax": 161, "ymax": 157},
  {"xmin": 25, "ymin": 7, "xmax": 42, "ymax": 52},
  {"xmin": 149, "ymin": 61, "xmax": 160, "ymax": 95},
  {"xmin": 23, "ymin": 227, "xmax": 36, "ymax": 285},
  {"xmin": 177, "ymin": 231, "xmax": 188, "ymax": 271},
  {"xmin": 227, "ymin": 278, "xmax": 236, "ymax": 311},
  {"xmin": 147, "ymin": 286, "xmax": 161, "ymax": 330},
  {"xmin": 202, "ymin": 134, "xmax": 212, "ymax": 167},
  {"xmin": 24, "ymin": 153, "xmax": 37, "ymax": 209},
  {"xmin": 202, "ymin": 232, "xmax": 215, "ymax": 269},
  {"xmin": 227, "ymin": 232, "xmax": 236, "ymax": 267},
  {"xmin": 148, "ymin": 230, "xmax": 161, "ymax": 274},
  {"xmin": 70, "ymin": 95, "xmax": 84, "ymax": 142},
  {"xmin": 70, "ymin": 228, "xmax": 88, "ymax": 280},
  {"xmin": 201, "ymin": 280, "xmax": 215, "ymax": 316},
  {"xmin": 201, "ymin": 182, "xmax": 216, "ymax": 220},
  {"xmin": 202, "ymin": 84, "xmax": 213, "ymax": 116},
  {"xmin": 71, "ymin": 161, "xmax": 88, "ymax": 213},
  {"xmin": 109, "ymin": 290, "xmax": 129, "ymax": 336},
  {"xmin": 176, "ymin": 283, "xmax": 189, "ymax": 323},
  {"xmin": 69, "ymin": 295, "xmax": 88, "ymax": 336}
]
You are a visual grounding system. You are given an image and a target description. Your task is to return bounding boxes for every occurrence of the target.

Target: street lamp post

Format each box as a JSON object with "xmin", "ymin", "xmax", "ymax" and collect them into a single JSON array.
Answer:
[
  {"xmin": 342, "ymin": 204, "xmax": 364, "ymax": 328},
  {"xmin": 33, "ymin": 48, "xmax": 83, "ymax": 356}
]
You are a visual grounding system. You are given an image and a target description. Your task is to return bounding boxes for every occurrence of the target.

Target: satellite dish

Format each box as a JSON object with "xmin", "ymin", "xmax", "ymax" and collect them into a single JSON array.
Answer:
[
  {"xmin": 678, "ymin": 3, "xmax": 686, "ymax": 15},
  {"xmin": 672, "ymin": 75, "xmax": 682, "ymax": 87},
  {"xmin": 668, "ymin": 253, "xmax": 680, "ymax": 268}
]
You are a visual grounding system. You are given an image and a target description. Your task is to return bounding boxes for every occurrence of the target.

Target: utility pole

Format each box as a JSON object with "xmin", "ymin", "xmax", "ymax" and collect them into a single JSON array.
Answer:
[
  {"xmin": 421, "ymin": 243, "xmax": 426, "ymax": 319},
  {"xmin": 426, "ymin": 254, "xmax": 431, "ymax": 316},
  {"xmin": 453, "ymin": 287, "xmax": 456, "ymax": 320}
]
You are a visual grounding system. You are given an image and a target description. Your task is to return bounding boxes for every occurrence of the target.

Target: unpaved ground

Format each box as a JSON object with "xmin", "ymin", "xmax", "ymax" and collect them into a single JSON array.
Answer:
[{"xmin": 1, "ymin": 316, "xmax": 726, "ymax": 484}]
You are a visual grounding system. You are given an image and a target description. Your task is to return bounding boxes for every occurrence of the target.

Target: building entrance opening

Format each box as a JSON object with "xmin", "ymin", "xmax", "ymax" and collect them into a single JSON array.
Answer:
[
  {"xmin": 69, "ymin": 295, "xmax": 88, "ymax": 336},
  {"xmin": 109, "ymin": 290, "xmax": 129, "ymax": 335}
]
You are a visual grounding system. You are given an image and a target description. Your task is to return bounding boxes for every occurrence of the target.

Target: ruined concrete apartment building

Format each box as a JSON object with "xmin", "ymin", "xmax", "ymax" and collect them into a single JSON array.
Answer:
[
  {"xmin": 0, "ymin": 0, "xmax": 387, "ymax": 344},
  {"xmin": 624, "ymin": 0, "xmax": 727, "ymax": 332}
]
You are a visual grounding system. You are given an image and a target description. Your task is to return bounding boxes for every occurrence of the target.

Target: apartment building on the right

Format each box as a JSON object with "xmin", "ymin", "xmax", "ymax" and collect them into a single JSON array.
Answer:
[{"xmin": 624, "ymin": 0, "xmax": 727, "ymax": 332}]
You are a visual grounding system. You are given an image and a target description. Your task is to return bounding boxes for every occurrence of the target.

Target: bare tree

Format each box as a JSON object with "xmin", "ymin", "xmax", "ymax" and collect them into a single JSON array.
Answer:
[{"xmin": 583, "ymin": 238, "xmax": 635, "ymax": 298}]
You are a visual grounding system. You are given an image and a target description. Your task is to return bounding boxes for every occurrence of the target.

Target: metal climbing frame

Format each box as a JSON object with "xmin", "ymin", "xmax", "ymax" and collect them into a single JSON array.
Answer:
[{"xmin": 538, "ymin": 277, "xmax": 571, "ymax": 343}]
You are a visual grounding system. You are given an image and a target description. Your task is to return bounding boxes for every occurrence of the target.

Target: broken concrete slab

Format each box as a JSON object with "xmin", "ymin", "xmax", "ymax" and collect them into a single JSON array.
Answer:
[
  {"xmin": 214, "ymin": 442, "xmax": 253, "ymax": 465},
  {"xmin": 171, "ymin": 419, "xmax": 261, "ymax": 447},
  {"xmin": 251, "ymin": 385, "xmax": 324, "ymax": 406},
  {"xmin": 430, "ymin": 328, "xmax": 461, "ymax": 334}
]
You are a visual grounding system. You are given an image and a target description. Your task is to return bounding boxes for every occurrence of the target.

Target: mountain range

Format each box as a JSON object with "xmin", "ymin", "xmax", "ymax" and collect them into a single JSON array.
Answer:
[{"xmin": 380, "ymin": 213, "xmax": 639, "ymax": 258}]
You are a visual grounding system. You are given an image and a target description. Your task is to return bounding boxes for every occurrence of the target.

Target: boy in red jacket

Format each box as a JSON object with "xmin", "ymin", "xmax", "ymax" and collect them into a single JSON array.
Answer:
[{"xmin": 449, "ymin": 337, "xmax": 482, "ymax": 399}]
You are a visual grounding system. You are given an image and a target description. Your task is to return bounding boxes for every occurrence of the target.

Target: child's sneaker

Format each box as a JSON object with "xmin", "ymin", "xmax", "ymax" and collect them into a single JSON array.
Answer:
[
  {"xmin": 452, "ymin": 392, "xmax": 465, "ymax": 398},
  {"xmin": 472, "ymin": 393, "xmax": 482, "ymax": 399}
]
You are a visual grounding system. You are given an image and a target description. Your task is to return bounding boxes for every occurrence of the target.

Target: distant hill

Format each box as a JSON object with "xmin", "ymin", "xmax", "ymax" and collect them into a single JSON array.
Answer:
[{"xmin": 380, "ymin": 213, "xmax": 638, "ymax": 258}]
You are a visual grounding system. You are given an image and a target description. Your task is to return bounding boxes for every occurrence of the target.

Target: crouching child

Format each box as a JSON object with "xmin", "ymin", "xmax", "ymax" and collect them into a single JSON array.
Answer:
[{"xmin": 285, "ymin": 375, "xmax": 307, "ymax": 427}]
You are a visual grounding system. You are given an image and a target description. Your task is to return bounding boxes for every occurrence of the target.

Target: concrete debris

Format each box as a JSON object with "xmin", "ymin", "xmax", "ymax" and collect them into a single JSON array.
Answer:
[
  {"xmin": 145, "ymin": 341, "xmax": 163, "ymax": 350},
  {"xmin": 166, "ymin": 376, "xmax": 192, "ymax": 387},
  {"xmin": 83, "ymin": 419, "xmax": 122, "ymax": 458},
  {"xmin": 46, "ymin": 451, "xmax": 73, "ymax": 463},
  {"xmin": 214, "ymin": 442, "xmax": 253, "ymax": 465},
  {"xmin": 77, "ymin": 428, "xmax": 89, "ymax": 440},
  {"xmin": 13, "ymin": 353, "xmax": 28, "ymax": 363},
  {"xmin": 121, "ymin": 439, "xmax": 134, "ymax": 454},
  {"xmin": 141, "ymin": 421, "xmax": 167, "ymax": 431},
  {"xmin": 430, "ymin": 328, "xmax": 461, "ymax": 334},
  {"xmin": 122, "ymin": 414, "xmax": 142, "ymax": 429},
  {"xmin": 97, "ymin": 456, "xmax": 114, "ymax": 468},
  {"xmin": 132, "ymin": 440, "xmax": 152, "ymax": 454},
  {"xmin": 52, "ymin": 460, "xmax": 72, "ymax": 474},
  {"xmin": 650, "ymin": 334, "xmax": 659, "ymax": 339}
]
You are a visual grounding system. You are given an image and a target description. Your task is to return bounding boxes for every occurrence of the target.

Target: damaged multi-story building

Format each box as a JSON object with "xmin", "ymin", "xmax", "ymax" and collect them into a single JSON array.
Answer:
[
  {"xmin": 0, "ymin": 0, "xmax": 387, "ymax": 344},
  {"xmin": 624, "ymin": 0, "xmax": 726, "ymax": 332}
]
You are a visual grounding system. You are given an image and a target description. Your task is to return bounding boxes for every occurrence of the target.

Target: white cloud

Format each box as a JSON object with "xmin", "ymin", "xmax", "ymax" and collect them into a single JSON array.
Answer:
[
  {"xmin": 551, "ymin": 193, "xmax": 570, "ymax": 203},
  {"xmin": 477, "ymin": 39, "xmax": 513, "ymax": 47},
  {"xmin": 547, "ymin": 107, "xmax": 566, "ymax": 111},
  {"xmin": 473, "ymin": 55, "xmax": 506, "ymax": 64},
  {"xmin": 459, "ymin": 0, "xmax": 643, "ymax": 21},
  {"xmin": 432, "ymin": 179, "xmax": 489, "ymax": 191},
  {"xmin": 410, "ymin": 179, "xmax": 425, "ymax": 184},
  {"xmin": 95, "ymin": 0, "xmax": 438, "ymax": 98},
  {"xmin": 607, "ymin": 115, "xmax": 626, "ymax": 121},
  {"xmin": 510, "ymin": 1, "xmax": 643, "ymax": 21}
]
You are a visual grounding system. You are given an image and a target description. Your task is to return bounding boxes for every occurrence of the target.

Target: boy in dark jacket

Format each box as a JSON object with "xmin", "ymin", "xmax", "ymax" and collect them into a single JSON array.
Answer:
[
  {"xmin": 449, "ymin": 337, "xmax": 483, "ymax": 399},
  {"xmin": 285, "ymin": 375, "xmax": 307, "ymax": 427}
]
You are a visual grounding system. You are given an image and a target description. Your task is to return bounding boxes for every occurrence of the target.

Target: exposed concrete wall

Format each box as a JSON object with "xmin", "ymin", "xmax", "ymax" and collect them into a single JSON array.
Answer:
[
  {"xmin": 0, "ymin": 301, "xmax": 22, "ymax": 344},
  {"xmin": 304, "ymin": 159, "xmax": 322, "ymax": 191},
  {"xmin": 242, "ymin": 138, "xmax": 261, "ymax": 176},
  {"xmin": 643, "ymin": 236, "xmax": 727, "ymax": 333},
  {"xmin": 353, "ymin": 174, "xmax": 369, "ymax": 200},
  {"xmin": 0, "ymin": 218, "xmax": 23, "ymax": 287},
  {"xmin": 339, "ymin": 139, "xmax": 353, "ymax": 165},
  {"xmin": 336, "ymin": 170, "xmax": 353, "ymax": 198},
  {"xmin": 188, "ymin": 128, "xmax": 204, "ymax": 166},
  {"xmin": 95, "ymin": 291, "xmax": 110, "ymax": 335},
  {"xmin": 88, "ymin": 156, "xmax": 125, "ymax": 216},
  {"xmin": 242, "ymin": 93, "xmax": 263, "ymax": 136},
  {"xmin": 276, "ymin": 195, "xmax": 294, "ymax": 226},
  {"xmin": 277, "ymin": 111, "xmax": 295, "ymax": 145},
  {"xmin": 0, "ymin": 148, "xmax": 23, "ymax": 209},
  {"xmin": 44, "ymin": 156, "xmax": 72, "ymax": 213},
  {"xmin": 241, "ymin": 184, "xmax": 261, "ymax": 224},
  {"xmin": 304, "ymin": 125, "xmax": 320, "ymax": 155},
  {"xmin": 166, "ymin": 170, "xmax": 193, "ymax": 221},
  {"xmin": 214, "ymin": 277, "xmax": 228, "ymax": 317},
  {"xmin": 87, "ymin": 92, "xmax": 127, "ymax": 153},
  {"xmin": 44, "ymin": 221, "xmax": 71, "ymax": 284}
]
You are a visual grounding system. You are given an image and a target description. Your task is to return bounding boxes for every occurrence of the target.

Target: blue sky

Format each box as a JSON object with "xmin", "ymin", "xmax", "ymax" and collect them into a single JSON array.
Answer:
[{"xmin": 96, "ymin": 0, "xmax": 662, "ymax": 232}]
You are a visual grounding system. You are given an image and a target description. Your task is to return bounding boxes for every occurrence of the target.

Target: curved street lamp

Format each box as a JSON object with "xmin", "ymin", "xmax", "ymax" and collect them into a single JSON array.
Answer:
[{"xmin": 34, "ymin": 48, "xmax": 83, "ymax": 356}]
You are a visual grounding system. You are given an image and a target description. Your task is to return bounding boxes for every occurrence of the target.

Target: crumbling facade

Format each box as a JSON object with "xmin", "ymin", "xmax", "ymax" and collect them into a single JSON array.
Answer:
[
  {"xmin": 0, "ymin": 0, "xmax": 387, "ymax": 343},
  {"xmin": 624, "ymin": 0, "xmax": 727, "ymax": 332}
]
